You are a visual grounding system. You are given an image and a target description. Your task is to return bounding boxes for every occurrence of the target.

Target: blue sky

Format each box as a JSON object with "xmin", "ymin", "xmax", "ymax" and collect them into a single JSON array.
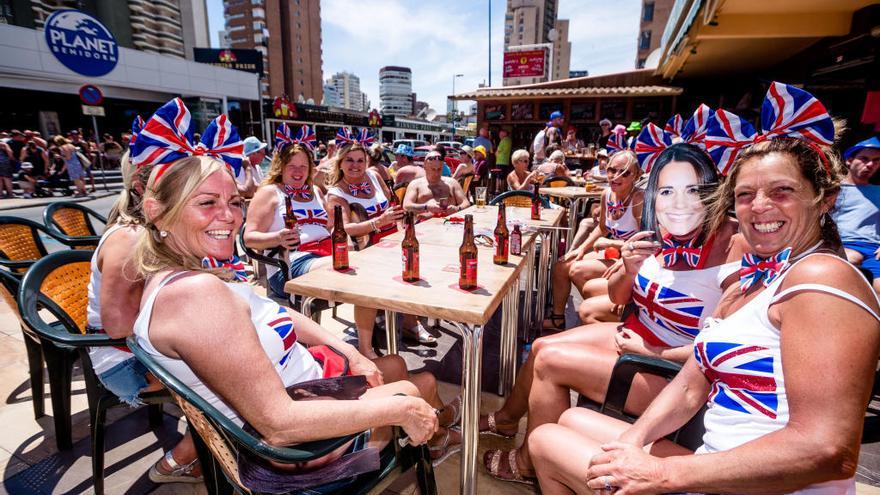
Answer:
[{"xmin": 206, "ymin": 0, "xmax": 641, "ymax": 111}]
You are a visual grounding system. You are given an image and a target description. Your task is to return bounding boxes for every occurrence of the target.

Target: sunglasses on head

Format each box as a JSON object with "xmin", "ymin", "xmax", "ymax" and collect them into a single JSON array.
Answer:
[{"xmin": 606, "ymin": 167, "xmax": 633, "ymax": 178}]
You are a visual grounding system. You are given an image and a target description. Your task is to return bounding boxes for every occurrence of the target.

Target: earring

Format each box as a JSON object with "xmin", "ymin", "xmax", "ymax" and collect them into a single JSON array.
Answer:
[
  {"xmin": 160, "ymin": 230, "xmax": 168, "ymax": 239},
  {"xmin": 820, "ymin": 214, "xmax": 826, "ymax": 227}
]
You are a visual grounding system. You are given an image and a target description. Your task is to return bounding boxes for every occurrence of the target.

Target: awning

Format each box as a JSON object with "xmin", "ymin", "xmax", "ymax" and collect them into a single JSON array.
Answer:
[{"xmin": 452, "ymin": 85, "xmax": 682, "ymax": 101}]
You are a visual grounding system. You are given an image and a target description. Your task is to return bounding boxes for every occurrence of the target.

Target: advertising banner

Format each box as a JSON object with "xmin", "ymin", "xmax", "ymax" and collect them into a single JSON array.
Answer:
[
  {"xmin": 503, "ymin": 49, "xmax": 547, "ymax": 79},
  {"xmin": 193, "ymin": 48, "xmax": 264, "ymax": 76}
]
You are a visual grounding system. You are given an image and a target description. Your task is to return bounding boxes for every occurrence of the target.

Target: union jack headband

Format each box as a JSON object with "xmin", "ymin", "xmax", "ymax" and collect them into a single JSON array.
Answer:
[
  {"xmin": 130, "ymin": 98, "xmax": 244, "ymax": 181},
  {"xmin": 336, "ymin": 127, "xmax": 375, "ymax": 146},
  {"xmin": 275, "ymin": 123, "xmax": 316, "ymax": 151},
  {"xmin": 129, "ymin": 115, "xmax": 144, "ymax": 148},
  {"xmin": 681, "ymin": 104, "xmax": 714, "ymax": 148},
  {"xmin": 606, "ymin": 132, "xmax": 630, "ymax": 155},
  {"xmin": 665, "ymin": 114, "xmax": 683, "ymax": 138},
  {"xmin": 634, "ymin": 123, "xmax": 673, "ymax": 173},
  {"xmin": 705, "ymin": 82, "xmax": 834, "ymax": 176}
]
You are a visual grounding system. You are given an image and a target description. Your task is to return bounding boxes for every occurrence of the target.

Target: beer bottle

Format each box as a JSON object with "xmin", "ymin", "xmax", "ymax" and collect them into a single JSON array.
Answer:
[
  {"xmin": 459, "ymin": 214, "xmax": 478, "ymax": 290},
  {"xmin": 511, "ymin": 224, "xmax": 523, "ymax": 256},
  {"xmin": 283, "ymin": 194, "xmax": 296, "ymax": 230},
  {"xmin": 331, "ymin": 204, "xmax": 349, "ymax": 270},
  {"xmin": 401, "ymin": 211, "xmax": 419, "ymax": 282},
  {"xmin": 493, "ymin": 203, "xmax": 509, "ymax": 265},
  {"xmin": 531, "ymin": 192, "xmax": 541, "ymax": 220}
]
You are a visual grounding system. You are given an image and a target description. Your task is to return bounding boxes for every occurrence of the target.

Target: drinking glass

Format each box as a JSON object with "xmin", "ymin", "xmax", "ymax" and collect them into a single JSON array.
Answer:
[{"xmin": 475, "ymin": 187, "xmax": 488, "ymax": 209}]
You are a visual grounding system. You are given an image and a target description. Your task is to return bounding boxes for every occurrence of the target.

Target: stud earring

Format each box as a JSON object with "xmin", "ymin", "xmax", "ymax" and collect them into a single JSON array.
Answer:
[{"xmin": 160, "ymin": 230, "xmax": 168, "ymax": 238}]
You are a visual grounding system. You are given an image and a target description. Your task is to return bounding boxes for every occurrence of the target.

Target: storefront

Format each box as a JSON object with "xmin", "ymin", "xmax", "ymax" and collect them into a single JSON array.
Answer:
[
  {"xmin": 452, "ymin": 70, "xmax": 683, "ymax": 150},
  {"xmin": 0, "ymin": 13, "xmax": 258, "ymax": 138}
]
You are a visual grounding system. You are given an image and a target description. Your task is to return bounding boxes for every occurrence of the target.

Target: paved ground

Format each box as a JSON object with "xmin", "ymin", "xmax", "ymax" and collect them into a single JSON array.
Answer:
[{"xmin": 2, "ymin": 195, "xmax": 880, "ymax": 494}]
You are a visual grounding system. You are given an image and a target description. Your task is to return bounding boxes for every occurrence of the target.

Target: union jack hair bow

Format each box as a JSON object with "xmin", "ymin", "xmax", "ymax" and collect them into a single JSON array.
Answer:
[
  {"xmin": 739, "ymin": 247, "xmax": 791, "ymax": 293},
  {"xmin": 275, "ymin": 123, "xmax": 317, "ymax": 152},
  {"xmin": 634, "ymin": 123, "xmax": 672, "ymax": 172},
  {"xmin": 661, "ymin": 236, "xmax": 702, "ymax": 268},
  {"xmin": 705, "ymin": 82, "xmax": 834, "ymax": 176},
  {"xmin": 665, "ymin": 114, "xmax": 683, "ymax": 137},
  {"xmin": 129, "ymin": 115, "xmax": 144, "ymax": 148},
  {"xmin": 130, "ymin": 98, "xmax": 243, "ymax": 181},
  {"xmin": 681, "ymin": 104, "xmax": 714, "ymax": 148},
  {"xmin": 606, "ymin": 132, "xmax": 630, "ymax": 154},
  {"xmin": 336, "ymin": 127, "xmax": 375, "ymax": 146},
  {"xmin": 202, "ymin": 255, "xmax": 248, "ymax": 282}
]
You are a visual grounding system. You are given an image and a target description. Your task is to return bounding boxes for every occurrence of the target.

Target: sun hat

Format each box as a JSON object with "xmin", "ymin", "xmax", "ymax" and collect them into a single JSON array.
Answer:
[
  {"xmin": 243, "ymin": 136, "xmax": 268, "ymax": 156},
  {"xmin": 626, "ymin": 121, "xmax": 642, "ymax": 132},
  {"xmin": 598, "ymin": 148, "xmax": 609, "ymax": 158},
  {"xmin": 394, "ymin": 143, "xmax": 414, "ymax": 157},
  {"xmin": 473, "ymin": 145, "xmax": 487, "ymax": 157},
  {"xmin": 460, "ymin": 145, "xmax": 474, "ymax": 157}
]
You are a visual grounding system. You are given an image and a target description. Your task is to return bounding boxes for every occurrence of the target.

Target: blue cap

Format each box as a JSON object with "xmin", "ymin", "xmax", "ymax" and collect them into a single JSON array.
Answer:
[
  {"xmin": 243, "ymin": 136, "xmax": 268, "ymax": 156},
  {"xmin": 550, "ymin": 110, "xmax": 564, "ymax": 120},
  {"xmin": 394, "ymin": 144, "xmax": 414, "ymax": 157},
  {"xmin": 844, "ymin": 136, "xmax": 880, "ymax": 160}
]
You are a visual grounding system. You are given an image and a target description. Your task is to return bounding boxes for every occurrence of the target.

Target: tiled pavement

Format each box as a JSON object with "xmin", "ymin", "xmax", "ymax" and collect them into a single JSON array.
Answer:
[{"xmin": 2, "ymin": 280, "xmax": 880, "ymax": 494}]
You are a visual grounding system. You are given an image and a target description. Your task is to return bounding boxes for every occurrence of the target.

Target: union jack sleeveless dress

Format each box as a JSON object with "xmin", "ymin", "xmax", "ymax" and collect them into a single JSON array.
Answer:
[
  {"xmin": 694, "ymin": 253, "xmax": 880, "ymax": 494},
  {"xmin": 266, "ymin": 185, "xmax": 331, "ymax": 281}
]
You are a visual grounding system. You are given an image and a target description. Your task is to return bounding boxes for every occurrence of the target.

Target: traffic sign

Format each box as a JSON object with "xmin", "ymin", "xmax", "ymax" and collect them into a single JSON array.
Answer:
[
  {"xmin": 82, "ymin": 105, "xmax": 105, "ymax": 116},
  {"xmin": 79, "ymin": 84, "xmax": 103, "ymax": 105}
]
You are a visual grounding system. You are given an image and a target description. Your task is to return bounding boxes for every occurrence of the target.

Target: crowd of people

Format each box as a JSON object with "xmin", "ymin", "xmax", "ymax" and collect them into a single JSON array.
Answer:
[{"xmin": 57, "ymin": 79, "xmax": 880, "ymax": 494}]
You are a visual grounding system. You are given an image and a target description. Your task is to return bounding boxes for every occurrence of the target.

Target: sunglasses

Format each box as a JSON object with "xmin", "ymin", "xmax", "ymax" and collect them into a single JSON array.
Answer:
[
  {"xmin": 606, "ymin": 167, "xmax": 633, "ymax": 178},
  {"xmin": 425, "ymin": 156, "xmax": 442, "ymax": 161}
]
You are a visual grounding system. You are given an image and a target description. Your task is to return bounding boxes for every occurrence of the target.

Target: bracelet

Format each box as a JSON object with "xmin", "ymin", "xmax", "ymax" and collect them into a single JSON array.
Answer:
[{"xmin": 370, "ymin": 219, "xmax": 379, "ymax": 232}]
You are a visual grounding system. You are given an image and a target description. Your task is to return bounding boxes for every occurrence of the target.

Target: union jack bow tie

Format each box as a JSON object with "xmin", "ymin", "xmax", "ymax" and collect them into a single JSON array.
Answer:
[
  {"xmin": 284, "ymin": 184, "xmax": 312, "ymax": 200},
  {"xmin": 705, "ymin": 82, "xmax": 834, "ymax": 176},
  {"xmin": 202, "ymin": 255, "xmax": 248, "ymax": 282},
  {"xmin": 739, "ymin": 247, "xmax": 792, "ymax": 293},
  {"xmin": 607, "ymin": 198, "xmax": 626, "ymax": 216},
  {"xmin": 130, "ymin": 98, "xmax": 243, "ymax": 180},
  {"xmin": 661, "ymin": 236, "xmax": 702, "ymax": 268},
  {"xmin": 348, "ymin": 181, "xmax": 372, "ymax": 195}
]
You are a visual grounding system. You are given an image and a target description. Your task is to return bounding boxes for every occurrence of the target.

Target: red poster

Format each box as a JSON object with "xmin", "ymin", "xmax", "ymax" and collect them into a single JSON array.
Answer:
[{"xmin": 503, "ymin": 50, "xmax": 547, "ymax": 78}]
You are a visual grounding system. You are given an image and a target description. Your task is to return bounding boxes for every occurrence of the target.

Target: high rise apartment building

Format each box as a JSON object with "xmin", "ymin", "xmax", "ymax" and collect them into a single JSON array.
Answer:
[
  {"xmin": 15, "ymin": 0, "xmax": 209, "ymax": 60},
  {"xmin": 636, "ymin": 0, "xmax": 674, "ymax": 68},
  {"xmin": 503, "ymin": 0, "xmax": 569, "ymax": 86},
  {"xmin": 379, "ymin": 66, "xmax": 413, "ymax": 117},
  {"xmin": 224, "ymin": 0, "xmax": 323, "ymax": 103},
  {"xmin": 327, "ymin": 72, "xmax": 368, "ymax": 111}
]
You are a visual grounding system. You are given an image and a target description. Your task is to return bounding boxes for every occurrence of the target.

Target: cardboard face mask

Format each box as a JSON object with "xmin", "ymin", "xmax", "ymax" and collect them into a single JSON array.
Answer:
[{"xmin": 654, "ymin": 160, "xmax": 706, "ymax": 237}]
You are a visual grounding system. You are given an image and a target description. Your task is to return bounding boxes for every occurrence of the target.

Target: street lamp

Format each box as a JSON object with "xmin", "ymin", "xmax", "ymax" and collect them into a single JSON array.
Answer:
[{"xmin": 452, "ymin": 73, "xmax": 463, "ymax": 139}]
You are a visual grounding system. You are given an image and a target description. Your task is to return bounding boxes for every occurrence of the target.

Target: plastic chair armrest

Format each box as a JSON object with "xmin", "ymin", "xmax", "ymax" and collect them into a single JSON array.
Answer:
[{"xmin": 601, "ymin": 354, "xmax": 682, "ymax": 418}]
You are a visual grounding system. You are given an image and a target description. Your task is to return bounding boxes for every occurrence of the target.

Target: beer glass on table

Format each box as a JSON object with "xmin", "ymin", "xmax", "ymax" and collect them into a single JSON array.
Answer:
[{"xmin": 475, "ymin": 187, "xmax": 487, "ymax": 209}]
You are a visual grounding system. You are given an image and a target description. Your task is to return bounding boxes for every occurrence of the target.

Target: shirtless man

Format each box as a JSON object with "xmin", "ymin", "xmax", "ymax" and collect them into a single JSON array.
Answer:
[{"xmin": 403, "ymin": 150, "xmax": 470, "ymax": 216}]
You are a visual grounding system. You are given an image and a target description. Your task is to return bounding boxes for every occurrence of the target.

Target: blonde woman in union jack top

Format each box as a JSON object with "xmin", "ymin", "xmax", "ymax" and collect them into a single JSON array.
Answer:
[
  {"xmin": 481, "ymin": 141, "xmax": 741, "ymax": 486},
  {"xmin": 530, "ymin": 83, "xmax": 880, "ymax": 495}
]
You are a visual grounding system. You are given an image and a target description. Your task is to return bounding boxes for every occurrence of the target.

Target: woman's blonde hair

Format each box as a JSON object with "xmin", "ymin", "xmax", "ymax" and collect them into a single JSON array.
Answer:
[
  {"xmin": 52, "ymin": 135, "xmax": 69, "ymax": 146},
  {"xmin": 511, "ymin": 149, "xmax": 530, "ymax": 164},
  {"xmin": 263, "ymin": 143, "xmax": 315, "ymax": 187},
  {"xmin": 329, "ymin": 141, "xmax": 368, "ymax": 185},
  {"xmin": 608, "ymin": 150, "xmax": 640, "ymax": 176},
  {"xmin": 133, "ymin": 156, "xmax": 238, "ymax": 279},
  {"xmin": 106, "ymin": 150, "xmax": 154, "ymax": 226},
  {"xmin": 708, "ymin": 137, "xmax": 845, "ymax": 246}
]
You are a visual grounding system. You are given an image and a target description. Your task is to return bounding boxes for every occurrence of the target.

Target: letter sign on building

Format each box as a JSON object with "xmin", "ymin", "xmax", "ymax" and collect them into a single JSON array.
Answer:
[{"xmin": 44, "ymin": 9, "xmax": 119, "ymax": 77}]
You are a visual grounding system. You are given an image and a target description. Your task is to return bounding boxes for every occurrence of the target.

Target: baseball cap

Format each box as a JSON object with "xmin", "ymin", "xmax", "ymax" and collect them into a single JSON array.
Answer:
[
  {"xmin": 598, "ymin": 148, "xmax": 609, "ymax": 158},
  {"xmin": 844, "ymin": 136, "xmax": 880, "ymax": 160},
  {"xmin": 550, "ymin": 111, "xmax": 564, "ymax": 120},
  {"xmin": 243, "ymin": 136, "xmax": 268, "ymax": 156},
  {"xmin": 394, "ymin": 143, "xmax": 414, "ymax": 157}
]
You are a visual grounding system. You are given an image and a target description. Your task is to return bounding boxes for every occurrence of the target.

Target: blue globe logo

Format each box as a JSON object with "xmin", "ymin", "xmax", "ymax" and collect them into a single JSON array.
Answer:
[{"xmin": 45, "ymin": 9, "xmax": 119, "ymax": 77}]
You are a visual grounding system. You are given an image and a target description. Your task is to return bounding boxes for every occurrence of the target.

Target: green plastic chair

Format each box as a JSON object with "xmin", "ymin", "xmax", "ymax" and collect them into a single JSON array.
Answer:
[
  {"xmin": 0, "ymin": 216, "xmax": 57, "ymax": 276},
  {"xmin": 18, "ymin": 250, "xmax": 170, "ymax": 494},
  {"xmin": 43, "ymin": 201, "xmax": 107, "ymax": 249},
  {"xmin": 127, "ymin": 335, "xmax": 437, "ymax": 495}
]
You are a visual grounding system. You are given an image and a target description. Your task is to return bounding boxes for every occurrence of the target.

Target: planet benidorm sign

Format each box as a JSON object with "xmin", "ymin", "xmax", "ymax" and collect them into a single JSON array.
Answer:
[{"xmin": 44, "ymin": 9, "xmax": 119, "ymax": 77}]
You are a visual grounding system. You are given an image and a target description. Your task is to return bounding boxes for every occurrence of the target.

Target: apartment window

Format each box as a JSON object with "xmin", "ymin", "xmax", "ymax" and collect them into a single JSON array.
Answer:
[
  {"xmin": 252, "ymin": 7, "xmax": 264, "ymax": 18},
  {"xmin": 639, "ymin": 30, "xmax": 651, "ymax": 50},
  {"xmin": 251, "ymin": 0, "xmax": 261, "ymax": 5},
  {"xmin": 295, "ymin": 9, "xmax": 300, "ymax": 16},
  {"xmin": 252, "ymin": 21, "xmax": 263, "ymax": 30},
  {"xmin": 643, "ymin": 2, "xmax": 654, "ymax": 22},
  {"xmin": 637, "ymin": 58, "xmax": 647, "ymax": 69}
]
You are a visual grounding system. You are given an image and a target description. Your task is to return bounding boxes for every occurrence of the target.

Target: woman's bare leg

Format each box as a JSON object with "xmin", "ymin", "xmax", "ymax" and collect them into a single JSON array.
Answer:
[
  {"xmin": 353, "ymin": 306, "xmax": 378, "ymax": 359},
  {"xmin": 577, "ymin": 295, "xmax": 617, "ymax": 324}
]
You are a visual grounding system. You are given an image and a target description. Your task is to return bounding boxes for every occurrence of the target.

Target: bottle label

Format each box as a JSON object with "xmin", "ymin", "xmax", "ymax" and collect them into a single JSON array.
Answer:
[
  {"xmin": 334, "ymin": 243, "xmax": 348, "ymax": 267},
  {"xmin": 511, "ymin": 233, "xmax": 522, "ymax": 255},
  {"xmin": 402, "ymin": 248, "xmax": 419, "ymax": 279},
  {"xmin": 495, "ymin": 234, "xmax": 508, "ymax": 259},
  {"xmin": 466, "ymin": 258, "xmax": 477, "ymax": 283}
]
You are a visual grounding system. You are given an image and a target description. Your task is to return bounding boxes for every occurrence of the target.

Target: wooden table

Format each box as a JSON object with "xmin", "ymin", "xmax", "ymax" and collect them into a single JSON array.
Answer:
[
  {"xmin": 284, "ymin": 205, "xmax": 562, "ymax": 495},
  {"xmin": 539, "ymin": 186, "xmax": 603, "ymax": 248}
]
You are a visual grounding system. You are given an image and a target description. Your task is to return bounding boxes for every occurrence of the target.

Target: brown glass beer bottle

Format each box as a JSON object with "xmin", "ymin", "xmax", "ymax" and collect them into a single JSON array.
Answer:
[
  {"xmin": 531, "ymin": 192, "xmax": 541, "ymax": 220},
  {"xmin": 511, "ymin": 224, "xmax": 522, "ymax": 256},
  {"xmin": 401, "ymin": 211, "xmax": 419, "ymax": 281},
  {"xmin": 331, "ymin": 204, "xmax": 349, "ymax": 270},
  {"xmin": 283, "ymin": 194, "xmax": 296, "ymax": 230},
  {"xmin": 493, "ymin": 203, "xmax": 509, "ymax": 265},
  {"xmin": 459, "ymin": 214, "xmax": 478, "ymax": 289}
]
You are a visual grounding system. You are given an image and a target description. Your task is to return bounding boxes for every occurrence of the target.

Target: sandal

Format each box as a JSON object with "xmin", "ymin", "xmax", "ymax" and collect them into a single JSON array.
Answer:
[
  {"xmin": 480, "ymin": 412, "xmax": 517, "ymax": 438},
  {"xmin": 403, "ymin": 322, "xmax": 437, "ymax": 345},
  {"xmin": 440, "ymin": 395, "xmax": 462, "ymax": 428},
  {"xmin": 429, "ymin": 427, "xmax": 462, "ymax": 467},
  {"xmin": 542, "ymin": 313, "xmax": 566, "ymax": 331},
  {"xmin": 483, "ymin": 448, "xmax": 536, "ymax": 486},
  {"xmin": 148, "ymin": 450, "xmax": 203, "ymax": 484}
]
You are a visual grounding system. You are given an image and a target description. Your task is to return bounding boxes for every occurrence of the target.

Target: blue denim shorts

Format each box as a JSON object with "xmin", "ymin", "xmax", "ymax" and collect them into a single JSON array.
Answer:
[
  {"xmin": 268, "ymin": 252, "xmax": 320, "ymax": 298},
  {"xmin": 97, "ymin": 357, "xmax": 149, "ymax": 407}
]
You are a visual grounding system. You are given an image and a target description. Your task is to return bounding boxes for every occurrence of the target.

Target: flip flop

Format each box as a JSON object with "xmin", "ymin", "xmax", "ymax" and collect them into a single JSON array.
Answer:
[
  {"xmin": 480, "ymin": 412, "xmax": 517, "ymax": 439},
  {"xmin": 429, "ymin": 427, "xmax": 462, "ymax": 467},
  {"xmin": 483, "ymin": 448, "xmax": 536, "ymax": 486}
]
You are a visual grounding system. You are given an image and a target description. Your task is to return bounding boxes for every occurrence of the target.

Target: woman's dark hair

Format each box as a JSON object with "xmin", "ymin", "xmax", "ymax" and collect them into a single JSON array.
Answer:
[{"xmin": 641, "ymin": 143, "xmax": 719, "ymax": 237}]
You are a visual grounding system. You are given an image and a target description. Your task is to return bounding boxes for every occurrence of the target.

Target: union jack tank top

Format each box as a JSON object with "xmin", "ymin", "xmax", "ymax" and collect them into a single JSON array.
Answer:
[
  {"xmin": 694, "ymin": 252, "xmax": 879, "ymax": 495},
  {"xmin": 327, "ymin": 169, "xmax": 390, "ymax": 220},
  {"xmin": 603, "ymin": 189, "xmax": 638, "ymax": 240}
]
